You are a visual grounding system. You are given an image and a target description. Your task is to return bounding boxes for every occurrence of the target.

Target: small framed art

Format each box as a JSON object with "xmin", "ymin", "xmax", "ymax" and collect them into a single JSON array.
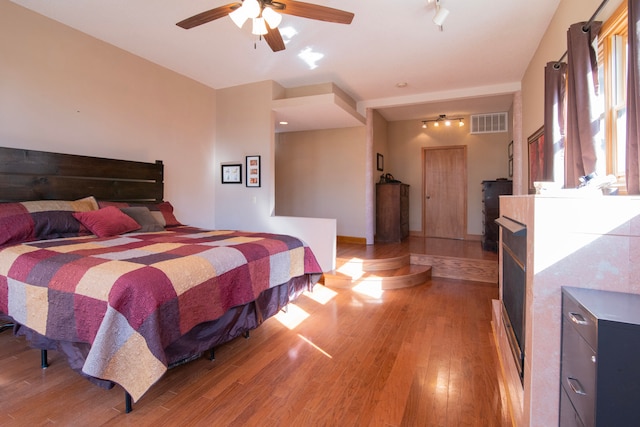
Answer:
[
  {"xmin": 221, "ymin": 164, "xmax": 242, "ymax": 184},
  {"xmin": 377, "ymin": 153, "xmax": 384, "ymax": 171},
  {"xmin": 246, "ymin": 155, "xmax": 261, "ymax": 187}
]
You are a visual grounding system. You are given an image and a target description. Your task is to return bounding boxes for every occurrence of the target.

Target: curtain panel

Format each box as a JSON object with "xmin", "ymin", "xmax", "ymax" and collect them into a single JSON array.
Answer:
[
  {"xmin": 544, "ymin": 62, "xmax": 567, "ymax": 184},
  {"xmin": 564, "ymin": 21, "xmax": 602, "ymax": 188},
  {"xmin": 626, "ymin": 0, "xmax": 640, "ymax": 194}
]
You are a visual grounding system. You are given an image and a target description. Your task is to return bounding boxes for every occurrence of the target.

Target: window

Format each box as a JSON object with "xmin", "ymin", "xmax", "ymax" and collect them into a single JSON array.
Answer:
[{"xmin": 597, "ymin": 2, "xmax": 628, "ymax": 192}]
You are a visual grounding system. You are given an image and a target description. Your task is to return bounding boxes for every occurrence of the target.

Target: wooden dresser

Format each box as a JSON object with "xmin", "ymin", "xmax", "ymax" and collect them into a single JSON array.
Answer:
[
  {"xmin": 376, "ymin": 183, "xmax": 409, "ymax": 242},
  {"xmin": 481, "ymin": 179, "xmax": 512, "ymax": 251}
]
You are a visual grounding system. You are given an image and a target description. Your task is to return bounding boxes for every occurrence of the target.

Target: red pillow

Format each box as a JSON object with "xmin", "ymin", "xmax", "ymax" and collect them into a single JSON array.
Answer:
[{"xmin": 73, "ymin": 206, "xmax": 140, "ymax": 238}]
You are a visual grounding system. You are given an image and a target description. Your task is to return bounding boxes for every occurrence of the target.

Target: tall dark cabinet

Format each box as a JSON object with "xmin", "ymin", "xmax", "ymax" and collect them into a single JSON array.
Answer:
[
  {"xmin": 560, "ymin": 287, "xmax": 640, "ymax": 426},
  {"xmin": 481, "ymin": 179, "xmax": 512, "ymax": 251},
  {"xmin": 376, "ymin": 183, "xmax": 409, "ymax": 243}
]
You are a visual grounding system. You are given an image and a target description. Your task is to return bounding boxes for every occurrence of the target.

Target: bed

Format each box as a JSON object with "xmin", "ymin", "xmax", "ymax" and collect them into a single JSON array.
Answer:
[{"xmin": 0, "ymin": 146, "xmax": 323, "ymax": 411}]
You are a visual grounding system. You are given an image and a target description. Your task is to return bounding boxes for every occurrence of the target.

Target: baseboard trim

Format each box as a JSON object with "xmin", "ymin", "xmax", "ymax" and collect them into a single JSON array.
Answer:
[
  {"xmin": 408, "ymin": 231, "xmax": 483, "ymax": 242},
  {"xmin": 337, "ymin": 235, "xmax": 367, "ymax": 245}
]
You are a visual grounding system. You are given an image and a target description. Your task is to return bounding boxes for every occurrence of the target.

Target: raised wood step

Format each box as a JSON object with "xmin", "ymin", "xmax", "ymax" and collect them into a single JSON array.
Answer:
[
  {"xmin": 324, "ymin": 264, "xmax": 431, "ymax": 290},
  {"xmin": 335, "ymin": 254, "xmax": 409, "ymax": 272},
  {"xmin": 327, "ymin": 243, "xmax": 497, "ymax": 290},
  {"xmin": 411, "ymin": 253, "xmax": 498, "ymax": 283}
]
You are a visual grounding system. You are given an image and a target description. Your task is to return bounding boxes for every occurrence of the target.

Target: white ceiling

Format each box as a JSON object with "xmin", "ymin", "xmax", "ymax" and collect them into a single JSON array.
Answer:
[{"xmin": 11, "ymin": 0, "xmax": 561, "ymax": 128}]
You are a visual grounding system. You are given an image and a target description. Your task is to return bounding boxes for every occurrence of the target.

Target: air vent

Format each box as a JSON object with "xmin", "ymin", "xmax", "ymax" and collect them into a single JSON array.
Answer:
[{"xmin": 470, "ymin": 112, "xmax": 509, "ymax": 134}]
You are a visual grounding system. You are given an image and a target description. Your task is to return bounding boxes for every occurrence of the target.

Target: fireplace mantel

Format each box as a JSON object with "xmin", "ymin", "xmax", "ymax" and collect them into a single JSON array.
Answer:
[{"xmin": 493, "ymin": 194, "xmax": 640, "ymax": 427}]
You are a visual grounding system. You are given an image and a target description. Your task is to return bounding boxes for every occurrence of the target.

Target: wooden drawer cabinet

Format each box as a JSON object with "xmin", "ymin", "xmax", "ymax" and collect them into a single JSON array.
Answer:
[
  {"xmin": 481, "ymin": 179, "xmax": 512, "ymax": 251},
  {"xmin": 376, "ymin": 183, "xmax": 409, "ymax": 243},
  {"xmin": 560, "ymin": 287, "xmax": 640, "ymax": 426}
]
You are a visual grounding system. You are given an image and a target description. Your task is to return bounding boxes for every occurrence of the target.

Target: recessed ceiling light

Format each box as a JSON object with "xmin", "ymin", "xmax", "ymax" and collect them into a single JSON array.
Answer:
[
  {"xmin": 396, "ymin": 82, "xmax": 408, "ymax": 88},
  {"xmin": 279, "ymin": 121, "xmax": 289, "ymax": 125}
]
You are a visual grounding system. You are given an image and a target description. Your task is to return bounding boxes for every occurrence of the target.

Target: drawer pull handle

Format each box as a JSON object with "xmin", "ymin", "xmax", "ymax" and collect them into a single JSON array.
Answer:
[
  {"xmin": 569, "ymin": 312, "xmax": 588, "ymax": 325},
  {"xmin": 567, "ymin": 377, "xmax": 587, "ymax": 396}
]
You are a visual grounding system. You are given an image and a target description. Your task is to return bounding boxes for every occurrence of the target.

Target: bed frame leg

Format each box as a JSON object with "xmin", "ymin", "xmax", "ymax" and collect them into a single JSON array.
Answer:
[
  {"xmin": 208, "ymin": 348, "xmax": 215, "ymax": 360},
  {"xmin": 41, "ymin": 349, "xmax": 49, "ymax": 368},
  {"xmin": 244, "ymin": 330, "xmax": 250, "ymax": 339},
  {"xmin": 125, "ymin": 391, "xmax": 133, "ymax": 413}
]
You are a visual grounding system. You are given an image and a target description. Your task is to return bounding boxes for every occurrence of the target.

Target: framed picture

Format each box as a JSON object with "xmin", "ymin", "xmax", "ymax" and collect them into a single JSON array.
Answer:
[
  {"xmin": 528, "ymin": 126, "xmax": 545, "ymax": 193},
  {"xmin": 246, "ymin": 155, "xmax": 261, "ymax": 187},
  {"xmin": 377, "ymin": 153, "xmax": 384, "ymax": 171},
  {"xmin": 221, "ymin": 164, "xmax": 242, "ymax": 184}
]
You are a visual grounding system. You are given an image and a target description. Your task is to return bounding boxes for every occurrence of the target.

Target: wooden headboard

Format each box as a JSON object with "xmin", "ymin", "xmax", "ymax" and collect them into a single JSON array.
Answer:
[{"xmin": 0, "ymin": 147, "xmax": 164, "ymax": 203}]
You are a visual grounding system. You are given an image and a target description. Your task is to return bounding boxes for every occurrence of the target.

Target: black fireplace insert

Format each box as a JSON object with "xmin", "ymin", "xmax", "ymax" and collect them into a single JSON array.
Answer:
[{"xmin": 496, "ymin": 216, "xmax": 527, "ymax": 383}]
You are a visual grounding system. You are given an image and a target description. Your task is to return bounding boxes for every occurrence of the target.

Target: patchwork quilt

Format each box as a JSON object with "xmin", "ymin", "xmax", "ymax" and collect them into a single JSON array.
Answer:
[{"xmin": 0, "ymin": 227, "xmax": 322, "ymax": 401}]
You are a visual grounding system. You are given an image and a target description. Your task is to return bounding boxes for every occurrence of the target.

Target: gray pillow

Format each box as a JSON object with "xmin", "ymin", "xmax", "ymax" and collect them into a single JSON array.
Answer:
[{"xmin": 120, "ymin": 207, "xmax": 165, "ymax": 232}]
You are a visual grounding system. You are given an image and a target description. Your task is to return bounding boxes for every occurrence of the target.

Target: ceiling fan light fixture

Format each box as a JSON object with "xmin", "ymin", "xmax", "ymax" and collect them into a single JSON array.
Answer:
[
  {"xmin": 262, "ymin": 6, "xmax": 282, "ymax": 29},
  {"xmin": 229, "ymin": 7, "xmax": 249, "ymax": 28},
  {"xmin": 252, "ymin": 17, "xmax": 268, "ymax": 35},
  {"xmin": 243, "ymin": 0, "xmax": 261, "ymax": 19}
]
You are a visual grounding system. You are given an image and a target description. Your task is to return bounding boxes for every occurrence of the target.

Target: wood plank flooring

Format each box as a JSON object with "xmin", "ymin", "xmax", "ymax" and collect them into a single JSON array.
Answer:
[{"xmin": 0, "ymin": 238, "xmax": 511, "ymax": 426}]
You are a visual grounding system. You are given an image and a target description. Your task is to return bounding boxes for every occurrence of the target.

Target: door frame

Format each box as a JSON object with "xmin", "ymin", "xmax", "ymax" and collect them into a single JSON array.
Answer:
[{"xmin": 421, "ymin": 145, "xmax": 468, "ymax": 239}]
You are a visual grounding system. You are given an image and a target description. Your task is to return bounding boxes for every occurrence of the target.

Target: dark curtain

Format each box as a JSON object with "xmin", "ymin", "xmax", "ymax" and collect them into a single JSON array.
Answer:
[
  {"xmin": 564, "ymin": 21, "xmax": 602, "ymax": 187},
  {"xmin": 626, "ymin": 0, "xmax": 640, "ymax": 193},
  {"xmin": 544, "ymin": 61, "xmax": 567, "ymax": 184}
]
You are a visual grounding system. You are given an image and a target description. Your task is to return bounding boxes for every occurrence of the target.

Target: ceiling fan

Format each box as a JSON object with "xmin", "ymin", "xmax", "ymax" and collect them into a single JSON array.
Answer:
[{"xmin": 176, "ymin": 0, "xmax": 354, "ymax": 52}]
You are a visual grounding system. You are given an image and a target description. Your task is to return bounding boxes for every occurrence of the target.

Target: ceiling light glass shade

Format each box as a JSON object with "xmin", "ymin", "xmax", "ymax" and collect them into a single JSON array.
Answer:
[
  {"xmin": 252, "ymin": 17, "xmax": 268, "ymax": 35},
  {"xmin": 229, "ymin": 7, "xmax": 249, "ymax": 28},
  {"xmin": 434, "ymin": 121, "xmax": 439, "ymax": 127},
  {"xmin": 243, "ymin": 0, "xmax": 261, "ymax": 19},
  {"xmin": 444, "ymin": 119, "xmax": 451, "ymax": 126},
  {"xmin": 433, "ymin": 7, "xmax": 449, "ymax": 26},
  {"xmin": 262, "ymin": 7, "xmax": 282, "ymax": 29},
  {"xmin": 458, "ymin": 119, "xmax": 464, "ymax": 127}
]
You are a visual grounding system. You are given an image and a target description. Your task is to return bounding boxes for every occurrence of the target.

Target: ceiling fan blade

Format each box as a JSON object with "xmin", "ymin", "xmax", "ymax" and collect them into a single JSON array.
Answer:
[
  {"xmin": 264, "ymin": 26, "xmax": 286, "ymax": 52},
  {"xmin": 277, "ymin": 0, "xmax": 354, "ymax": 24},
  {"xmin": 176, "ymin": 3, "xmax": 240, "ymax": 29}
]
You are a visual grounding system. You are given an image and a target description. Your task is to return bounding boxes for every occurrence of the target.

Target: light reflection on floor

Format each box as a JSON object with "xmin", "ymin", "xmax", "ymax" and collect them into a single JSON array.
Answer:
[
  {"xmin": 274, "ymin": 303, "xmax": 309, "ymax": 330},
  {"xmin": 303, "ymin": 284, "xmax": 337, "ymax": 305}
]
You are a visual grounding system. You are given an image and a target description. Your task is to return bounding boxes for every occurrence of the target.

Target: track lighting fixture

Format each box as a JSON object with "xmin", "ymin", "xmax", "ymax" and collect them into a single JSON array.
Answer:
[
  {"xmin": 432, "ymin": 0, "xmax": 449, "ymax": 30},
  {"xmin": 421, "ymin": 114, "xmax": 464, "ymax": 129}
]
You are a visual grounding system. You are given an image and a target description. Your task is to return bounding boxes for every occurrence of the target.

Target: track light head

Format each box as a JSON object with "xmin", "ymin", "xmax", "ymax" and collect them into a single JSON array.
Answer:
[{"xmin": 433, "ymin": 0, "xmax": 449, "ymax": 29}]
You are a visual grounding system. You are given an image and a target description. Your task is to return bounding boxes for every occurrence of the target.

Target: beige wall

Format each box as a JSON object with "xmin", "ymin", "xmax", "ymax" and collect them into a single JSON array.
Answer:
[
  {"xmin": 387, "ymin": 117, "xmax": 511, "ymax": 236},
  {"xmin": 275, "ymin": 126, "xmax": 367, "ymax": 238},
  {"xmin": 0, "ymin": 2, "xmax": 217, "ymax": 228},
  {"xmin": 370, "ymin": 110, "xmax": 389, "ymax": 243},
  {"xmin": 519, "ymin": 0, "xmax": 624, "ymax": 194},
  {"xmin": 215, "ymin": 81, "xmax": 275, "ymax": 229},
  {"xmin": 216, "ymin": 82, "xmax": 337, "ymax": 271}
]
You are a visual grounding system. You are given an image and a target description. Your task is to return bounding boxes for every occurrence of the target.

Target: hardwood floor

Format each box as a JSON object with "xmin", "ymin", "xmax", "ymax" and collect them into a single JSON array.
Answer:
[{"xmin": 0, "ymin": 238, "xmax": 511, "ymax": 426}]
